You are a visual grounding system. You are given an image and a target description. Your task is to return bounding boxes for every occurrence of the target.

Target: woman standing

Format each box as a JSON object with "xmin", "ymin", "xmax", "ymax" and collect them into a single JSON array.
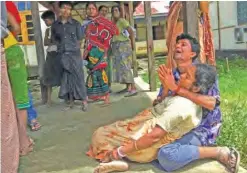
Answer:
[
  {"xmin": 83, "ymin": 2, "xmax": 118, "ymax": 104},
  {"xmin": 111, "ymin": 5, "xmax": 137, "ymax": 97},
  {"xmin": 1, "ymin": 2, "xmax": 20, "ymax": 172},
  {"xmin": 4, "ymin": 1, "xmax": 34, "ymax": 156}
]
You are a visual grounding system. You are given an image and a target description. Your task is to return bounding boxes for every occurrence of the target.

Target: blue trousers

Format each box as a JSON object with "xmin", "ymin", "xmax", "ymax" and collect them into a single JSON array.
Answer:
[
  {"xmin": 27, "ymin": 90, "xmax": 37, "ymax": 125},
  {"xmin": 156, "ymin": 132, "xmax": 202, "ymax": 172}
]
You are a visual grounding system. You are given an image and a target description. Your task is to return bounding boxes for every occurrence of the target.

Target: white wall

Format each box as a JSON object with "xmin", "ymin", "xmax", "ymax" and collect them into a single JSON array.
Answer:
[
  {"xmin": 22, "ymin": 4, "xmax": 47, "ymax": 68},
  {"xmin": 209, "ymin": 1, "xmax": 247, "ymax": 50}
]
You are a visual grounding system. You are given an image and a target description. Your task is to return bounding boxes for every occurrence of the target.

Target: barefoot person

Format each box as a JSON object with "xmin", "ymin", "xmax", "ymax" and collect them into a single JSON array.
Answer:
[
  {"xmin": 41, "ymin": 10, "xmax": 62, "ymax": 106},
  {"xmin": 52, "ymin": 2, "xmax": 88, "ymax": 111},
  {"xmin": 88, "ymin": 63, "xmax": 217, "ymax": 173},
  {"xmin": 82, "ymin": 2, "xmax": 118, "ymax": 105}
]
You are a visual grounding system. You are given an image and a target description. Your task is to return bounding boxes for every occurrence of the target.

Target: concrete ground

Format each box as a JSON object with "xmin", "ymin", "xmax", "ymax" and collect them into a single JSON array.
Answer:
[{"xmin": 19, "ymin": 82, "xmax": 247, "ymax": 173}]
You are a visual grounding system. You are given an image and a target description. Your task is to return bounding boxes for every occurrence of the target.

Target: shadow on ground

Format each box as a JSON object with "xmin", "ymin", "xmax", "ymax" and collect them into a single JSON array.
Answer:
[{"xmin": 19, "ymin": 83, "xmax": 247, "ymax": 173}]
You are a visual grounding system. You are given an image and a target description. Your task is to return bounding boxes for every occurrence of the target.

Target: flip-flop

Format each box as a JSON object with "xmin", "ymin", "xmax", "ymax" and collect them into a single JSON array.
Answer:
[
  {"xmin": 227, "ymin": 147, "xmax": 240, "ymax": 173},
  {"xmin": 30, "ymin": 121, "xmax": 42, "ymax": 131},
  {"xmin": 220, "ymin": 147, "xmax": 241, "ymax": 173},
  {"xmin": 124, "ymin": 90, "xmax": 138, "ymax": 97}
]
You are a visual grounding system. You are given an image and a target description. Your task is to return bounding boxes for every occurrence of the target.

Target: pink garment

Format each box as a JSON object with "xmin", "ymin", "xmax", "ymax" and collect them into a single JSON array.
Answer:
[{"xmin": 1, "ymin": 45, "xmax": 20, "ymax": 173}]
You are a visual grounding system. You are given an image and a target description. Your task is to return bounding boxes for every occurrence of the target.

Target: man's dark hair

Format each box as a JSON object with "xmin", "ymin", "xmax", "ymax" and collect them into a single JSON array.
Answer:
[
  {"xmin": 194, "ymin": 64, "xmax": 216, "ymax": 95},
  {"xmin": 59, "ymin": 1, "xmax": 73, "ymax": 8},
  {"xmin": 41, "ymin": 10, "xmax": 55, "ymax": 21},
  {"xmin": 111, "ymin": 5, "xmax": 121, "ymax": 14},
  {"xmin": 86, "ymin": 2, "xmax": 97, "ymax": 9},
  {"xmin": 176, "ymin": 33, "xmax": 200, "ymax": 61},
  {"xmin": 99, "ymin": 5, "xmax": 108, "ymax": 11}
]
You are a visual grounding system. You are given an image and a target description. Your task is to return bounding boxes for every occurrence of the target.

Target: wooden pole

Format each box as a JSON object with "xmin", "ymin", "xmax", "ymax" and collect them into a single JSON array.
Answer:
[
  {"xmin": 128, "ymin": 1, "xmax": 138, "ymax": 77},
  {"xmin": 216, "ymin": 1, "xmax": 221, "ymax": 50},
  {"xmin": 31, "ymin": 2, "xmax": 47, "ymax": 104},
  {"xmin": 144, "ymin": 1, "xmax": 156, "ymax": 91},
  {"xmin": 120, "ymin": 2, "xmax": 125, "ymax": 19},
  {"xmin": 182, "ymin": 2, "xmax": 199, "ymax": 40}
]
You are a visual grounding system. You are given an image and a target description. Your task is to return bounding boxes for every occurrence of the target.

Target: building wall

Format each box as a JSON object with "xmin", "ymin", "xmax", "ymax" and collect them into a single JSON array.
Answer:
[
  {"xmin": 135, "ymin": 16, "xmax": 166, "ymax": 42},
  {"xmin": 209, "ymin": 1, "xmax": 247, "ymax": 50}
]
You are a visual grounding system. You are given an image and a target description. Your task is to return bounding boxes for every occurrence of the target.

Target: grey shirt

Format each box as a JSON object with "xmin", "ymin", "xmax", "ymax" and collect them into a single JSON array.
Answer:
[
  {"xmin": 51, "ymin": 17, "xmax": 83, "ymax": 53},
  {"xmin": 1, "ymin": 1, "xmax": 9, "ymax": 39}
]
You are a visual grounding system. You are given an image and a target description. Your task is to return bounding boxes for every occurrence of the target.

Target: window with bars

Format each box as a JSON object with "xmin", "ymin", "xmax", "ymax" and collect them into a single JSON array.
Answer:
[
  {"xmin": 15, "ymin": 2, "xmax": 35, "ymax": 45},
  {"xmin": 153, "ymin": 25, "xmax": 165, "ymax": 40},
  {"xmin": 135, "ymin": 25, "xmax": 165, "ymax": 42}
]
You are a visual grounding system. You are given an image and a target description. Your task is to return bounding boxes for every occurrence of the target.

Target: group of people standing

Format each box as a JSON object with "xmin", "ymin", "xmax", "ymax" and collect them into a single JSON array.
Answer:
[
  {"xmin": 42, "ymin": 2, "xmax": 138, "ymax": 111},
  {"xmin": 1, "ymin": 1, "xmax": 241, "ymax": 173}
]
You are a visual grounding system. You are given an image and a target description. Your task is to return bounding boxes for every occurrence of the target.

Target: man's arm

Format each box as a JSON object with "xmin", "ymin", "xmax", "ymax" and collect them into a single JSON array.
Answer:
[
  {"xmin": 51, "ymin": 23, "xmax": 58, "ymax": 45},
  {"xmin": 177, "ymin": 88, "xmax": 216, "ymax": 111}
]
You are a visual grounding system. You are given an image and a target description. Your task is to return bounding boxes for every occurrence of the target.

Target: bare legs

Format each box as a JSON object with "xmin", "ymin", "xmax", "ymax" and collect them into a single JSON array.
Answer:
[
  {"xmin": 47, "ymin": 86, "xmax": 52, "ymax": 106},
  {"xmin": 16, "ymin": 109, "xmax": 33, "ymax": 156}
]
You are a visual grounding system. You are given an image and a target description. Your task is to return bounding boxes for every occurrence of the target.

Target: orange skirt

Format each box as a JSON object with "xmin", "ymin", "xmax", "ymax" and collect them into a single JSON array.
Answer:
[{"xmin": 87, "ymin": 108, "xmax": 178, "ymax": 163}]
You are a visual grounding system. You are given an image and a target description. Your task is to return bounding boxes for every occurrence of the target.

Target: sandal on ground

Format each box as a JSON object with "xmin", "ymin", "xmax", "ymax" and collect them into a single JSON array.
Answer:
[
  {"xmin": 30, "ymin": 120, "xmax": 41, "ymax": 131},
  {"xmin": 124, "ymin": 90, "xmax": 138, "ymax": 97},
  {"xmin": 218, "ymin": 147, "xmax": 240, "ymax": 173}
]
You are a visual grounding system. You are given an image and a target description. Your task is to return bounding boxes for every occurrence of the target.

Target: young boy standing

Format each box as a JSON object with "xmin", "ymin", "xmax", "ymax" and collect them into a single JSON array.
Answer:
[{"xmin": 41, "ymin": 10, "xmax": 62, "ymax": 106}]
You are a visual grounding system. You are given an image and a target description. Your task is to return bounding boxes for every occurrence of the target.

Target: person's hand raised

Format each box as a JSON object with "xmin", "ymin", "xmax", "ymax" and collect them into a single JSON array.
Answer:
[{"xmin": 158, "ymin": 65, "xmax": 178, "ymax": 93}]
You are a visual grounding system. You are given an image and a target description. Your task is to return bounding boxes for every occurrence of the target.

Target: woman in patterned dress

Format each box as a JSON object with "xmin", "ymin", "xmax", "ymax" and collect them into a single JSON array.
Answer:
[
  {"xmin": 111, "ymin": 5, "xmax": 137, "ymax": 97},
  {"xmin": 83, "ymin": 2, "xmax": 118, "ymax": 104}
]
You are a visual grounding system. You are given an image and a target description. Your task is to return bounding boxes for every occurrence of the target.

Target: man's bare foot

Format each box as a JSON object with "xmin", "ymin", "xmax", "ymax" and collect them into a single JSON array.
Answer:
[
  {"xmin": 94, "ymin": 161, "xmax": 129, "ymax": 173},
  {"xmin": 217, "ymin": 147, "xmax": 240, "ymax": 173}
]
